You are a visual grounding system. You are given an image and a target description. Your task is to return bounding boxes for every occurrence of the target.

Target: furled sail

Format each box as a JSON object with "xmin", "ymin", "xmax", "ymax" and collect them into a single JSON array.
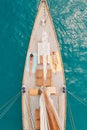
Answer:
[
  {"xmin": 40, "ymin": 90, "xmax": 63, "ymax": 130},
  {"xmin": 40, "ymin": 93, "xmax": 50, "ymax": 130}
]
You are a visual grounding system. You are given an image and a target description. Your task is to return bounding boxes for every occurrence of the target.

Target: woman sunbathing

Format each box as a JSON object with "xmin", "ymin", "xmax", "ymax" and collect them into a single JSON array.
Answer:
[
  {"xmin": 51, "ymin": 52, "xmax": 58, "ymax": 72},
  {"xmin": 29, "ymin": 53, "xmax": 34, "ymax": 75}
]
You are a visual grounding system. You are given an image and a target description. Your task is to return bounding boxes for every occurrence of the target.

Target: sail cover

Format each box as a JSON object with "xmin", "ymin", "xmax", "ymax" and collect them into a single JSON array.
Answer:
[
  {"xmin": 40, "ymin": 90, "xmax": 62, "ymax": 130},
  {"xmin": 40, "ymin": 93, "xmax": 50, "ymax": 130}
]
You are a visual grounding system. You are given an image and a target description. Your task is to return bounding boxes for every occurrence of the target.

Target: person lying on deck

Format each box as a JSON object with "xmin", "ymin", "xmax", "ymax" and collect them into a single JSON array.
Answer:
[
  {"xmin": 29, "ymin": 53, "xmax": 34, "ymax": 75},
  {"xmin": 51, "ymin": 52, "xmax": 58, "ymax": 72}
]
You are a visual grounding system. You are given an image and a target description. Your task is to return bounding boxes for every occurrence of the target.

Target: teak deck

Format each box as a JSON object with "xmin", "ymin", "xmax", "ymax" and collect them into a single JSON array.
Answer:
[{"xmin": 22, "ymin": 0, "xmax": 66, "ymax": 130}]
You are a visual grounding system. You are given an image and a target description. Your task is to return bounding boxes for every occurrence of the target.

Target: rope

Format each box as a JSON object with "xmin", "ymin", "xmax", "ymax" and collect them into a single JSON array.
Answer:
[
  {"xmin": 67, "ymin": 90, "xmax": 87, "ymax": 107},
  {"xmin": 0, "ymin": 91, "xmax": 21, "ymax": 119},
  {"xmin": 24, "ymin": 93, "xmax": 35, "ymax": 130},
  {"xmin": 0, "ymin": 91, "xmax": 21, "ymax": 111},
  {"xmin": 67, "ymin": 104, "xmax": 74, "ymax": 130},
  {"xmin": 28, "ymin": 93, "xmax": 36, "ymax": 130},
  {"xmin": 67, "ymin": 97, "xmax": 76, "ymax": 130},
  {"xmin": 24, "ymin": 94, "xmax": 33, "ymax": 130}
]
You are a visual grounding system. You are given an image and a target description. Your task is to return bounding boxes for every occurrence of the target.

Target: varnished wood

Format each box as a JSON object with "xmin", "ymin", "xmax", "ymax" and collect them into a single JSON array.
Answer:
[{"xmin": 35, "ymin": 109, "xmax": 40, "ymax": 130}]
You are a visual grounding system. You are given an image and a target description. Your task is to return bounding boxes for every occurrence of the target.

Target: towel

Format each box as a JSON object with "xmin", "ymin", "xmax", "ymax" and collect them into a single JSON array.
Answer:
[
  {"xmin": 50, "ymin": 52, "xmax": 62, "ymax": 73},
  {"xmin": 25, "ymin": 52, "xmax": 38, "ymax": 73}
]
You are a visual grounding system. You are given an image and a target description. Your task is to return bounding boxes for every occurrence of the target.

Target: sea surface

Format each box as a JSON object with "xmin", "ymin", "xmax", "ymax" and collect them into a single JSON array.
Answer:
[{"xmin": 0, "ymin": 0, "xmax": 87, "ymax": 130}]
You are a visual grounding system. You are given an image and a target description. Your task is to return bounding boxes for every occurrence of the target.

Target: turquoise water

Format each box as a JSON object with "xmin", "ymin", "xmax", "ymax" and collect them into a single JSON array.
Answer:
[{"xmin": 0, "ymin": 0, "xmax": 87, "ymax": 130}]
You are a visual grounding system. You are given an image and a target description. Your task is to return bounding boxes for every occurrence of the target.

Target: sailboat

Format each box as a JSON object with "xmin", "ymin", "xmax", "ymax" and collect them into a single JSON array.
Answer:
[{"xmin": 22, "ymin": 0, "xmax": 66, "ymax": 130}]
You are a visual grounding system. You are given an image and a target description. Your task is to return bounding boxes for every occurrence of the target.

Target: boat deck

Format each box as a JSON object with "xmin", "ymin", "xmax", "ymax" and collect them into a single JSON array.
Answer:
[{"xmin": 22, "ymin": 1, "xmax": 66, "ymax": 130}]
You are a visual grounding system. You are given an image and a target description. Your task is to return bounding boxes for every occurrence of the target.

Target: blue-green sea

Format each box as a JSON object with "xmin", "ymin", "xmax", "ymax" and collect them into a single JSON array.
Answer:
[{"xmin": 0, "ymin": 0, "xmax": 87, "ymax": 130}]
